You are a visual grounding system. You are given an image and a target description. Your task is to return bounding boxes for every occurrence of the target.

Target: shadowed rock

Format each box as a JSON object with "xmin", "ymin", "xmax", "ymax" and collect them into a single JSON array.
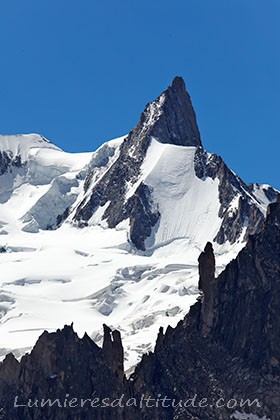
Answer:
[
  {"xmin": 132, "ymin": 200, "xmax": 280, "ymax": 419},
  {"xmin": 0, "ymin": 324, "xmax": 130, "ymax": 419},
  {"xmin": 102, "ymin": 324, "xmax": 124, "ymax": 381},
  {"xmin": 134, "ymin": 76, "xmax": 202, "ymax": 148},
  {"xmin": 198, "ymin": 242, "xmax": 216, "ymax": 335}
]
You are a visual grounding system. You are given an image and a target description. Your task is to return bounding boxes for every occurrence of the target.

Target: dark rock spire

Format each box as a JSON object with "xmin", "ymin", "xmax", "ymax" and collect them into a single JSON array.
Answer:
[
  {"xmin": 102, "ymin": 324, "xmax": 124, "ymax": 381},
  {"xmin": 148, "ymin": 76, "xmax": 202, "ymax": 147},
  {"xmin": 198, "ymin": 242, "xmax": 216, "ymax": 335},
  {"xmin": 267, "ymin": 192, "xmax": 280, "ymax": 223}
]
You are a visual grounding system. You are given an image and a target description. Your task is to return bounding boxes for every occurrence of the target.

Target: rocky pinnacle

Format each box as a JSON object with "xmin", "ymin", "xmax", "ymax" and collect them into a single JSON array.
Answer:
[
  {"xmin": 74, "ymin": 76, "xmax": 202, "ymax": 239},
  {"xmin": 148, "ymin": 76, "xmax": 202, "ymax": 147}
]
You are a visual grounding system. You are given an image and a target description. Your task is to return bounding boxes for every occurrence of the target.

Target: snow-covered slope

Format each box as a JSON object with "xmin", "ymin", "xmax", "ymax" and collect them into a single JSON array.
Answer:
[
  {"xmin": 0, "ymin": 133, "xmax": 124, "ymax": 233},
  {"xmin": 0, "ymin": 133, "xmax": 59, "ymax": 157},
  {"xmin": 0, "ymin": 79, "xmax": 278, "ymax": 370},
  {"xmin": 127, "ymin": 139, "xmax": 221, "ymax": 250}
]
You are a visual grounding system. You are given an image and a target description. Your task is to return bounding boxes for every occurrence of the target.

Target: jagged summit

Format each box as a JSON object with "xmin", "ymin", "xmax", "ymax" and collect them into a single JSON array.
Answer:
[
  {"xmin": 155, "ymin": 76, "xmax": 202, "ymax": 147},
  {"xmin": 74, "ymin": 77, "xmax": 205, "ymax": 242},
  {"xmin": 130, "ymin": 75, "xmax": 202, "ymax": 148}
]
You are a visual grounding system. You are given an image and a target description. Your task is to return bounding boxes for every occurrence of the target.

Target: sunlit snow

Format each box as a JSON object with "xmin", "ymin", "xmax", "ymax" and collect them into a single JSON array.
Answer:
[{"xmin": 0, "ymin": 134, "xmax": 264, "ymax": 370}]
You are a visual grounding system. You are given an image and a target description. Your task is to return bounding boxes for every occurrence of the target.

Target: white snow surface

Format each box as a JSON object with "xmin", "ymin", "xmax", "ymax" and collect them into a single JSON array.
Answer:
[
  {"xmin": 0, "ymin": 134, "xmax": 60, "ymax": 160},
  {"xmin": 143, "ymin": 139, "xmax": 221, "ymax": 249},
  {"xmin": 0, "ymin": 134, "xmax": 270, "ymax": 371}
]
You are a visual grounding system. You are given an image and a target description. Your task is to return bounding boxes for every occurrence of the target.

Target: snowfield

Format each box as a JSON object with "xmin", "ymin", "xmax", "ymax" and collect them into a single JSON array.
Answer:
[{"xmin": 0, "ymin": 134, "xmax": 271, "ymax": 370}]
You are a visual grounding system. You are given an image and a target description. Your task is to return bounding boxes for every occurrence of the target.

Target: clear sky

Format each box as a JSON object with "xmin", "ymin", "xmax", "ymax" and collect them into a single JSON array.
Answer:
[{"xmin": 0, "ymin": 0, "xmax": 279, "ymax": 188}]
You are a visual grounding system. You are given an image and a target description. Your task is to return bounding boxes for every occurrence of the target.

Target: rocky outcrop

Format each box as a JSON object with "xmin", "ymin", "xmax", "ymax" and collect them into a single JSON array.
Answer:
[
  {"xmin": 0, "ymin": 151, "xmax": 23, "ymax": 176},
  {"xmin": 210, "ymin": 194, "xmax": 280, "ymax": 373},
  {"xmin": 267, "ymin": 193, "xmax": 280, "ymax": 221},
  {"xmin": 0, "ymin": 353, "xmax": 20, "ymax": 386},
  {"xmin": 102, "ymin": 324, "xmax": 124, "ymax": 381},
  {"xmin": 198, "ymin": 242, "xmax": 216, "ymax": 335},
  {"xmin": 0, "ymin": 324, "xmax": 132, "ymax": 420}
]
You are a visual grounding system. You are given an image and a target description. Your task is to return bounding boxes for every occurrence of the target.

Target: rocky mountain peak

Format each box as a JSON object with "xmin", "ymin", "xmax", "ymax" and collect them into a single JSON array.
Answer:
[
  {"xmin": 75, "ymin": 76, "xmax": 204, "ymax": 239},
  {"xmin": 74, "ymin": 77, "xmax": 277, "ymax": 251},
  {"xmin": 139, "ymin": 76, "xmax": 202, "ymax": 147},
  {"xmin": 170, "ymin": 75, "xmax": 186, "ymax": 90}
]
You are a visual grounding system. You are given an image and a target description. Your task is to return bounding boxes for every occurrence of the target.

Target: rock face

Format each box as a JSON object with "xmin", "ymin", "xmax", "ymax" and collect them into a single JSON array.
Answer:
[
  {"xmin": 210, "ymin": 193, "xmax": 280, "ymax": 373},
  {"xmin": 198, "ymin": 242, "xmax": 216, "ymax": 335},
  {"xmin": 102, "ymin": 324, "xmax": 124, "ymax": 381},
  {"xmin": 0, "ymin": 324, "xmax": 131, "ymax": 420},
  {"xmin": 144, "ymin": 76, "xmax": 202, "ymax": 147},
  {"xmin": 0, "ymin": 150, "xmax": 22, "ymax": 176},
  {"xmin": 0, "ymin": 199, "xmax": 279, "ymax": 419}
]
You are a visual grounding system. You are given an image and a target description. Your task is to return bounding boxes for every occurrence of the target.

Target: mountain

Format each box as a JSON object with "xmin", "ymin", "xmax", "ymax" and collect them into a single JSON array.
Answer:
[
  {"xmin": 0, "ymin": 198, "xmax": 279, "ymax": 419},
  {"xmin": 73, "ymin": 76, "xmax": 275, "ymax": 251},
  {"xmin": 0, "ymin": 77, "xmax": 278, "ymax": 370}
]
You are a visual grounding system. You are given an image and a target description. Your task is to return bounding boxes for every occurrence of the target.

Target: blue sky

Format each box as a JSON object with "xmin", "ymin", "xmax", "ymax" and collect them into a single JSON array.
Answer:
[{"xmin": 0, "ymin": 0, "xmax": 279, "ymax": 188}]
